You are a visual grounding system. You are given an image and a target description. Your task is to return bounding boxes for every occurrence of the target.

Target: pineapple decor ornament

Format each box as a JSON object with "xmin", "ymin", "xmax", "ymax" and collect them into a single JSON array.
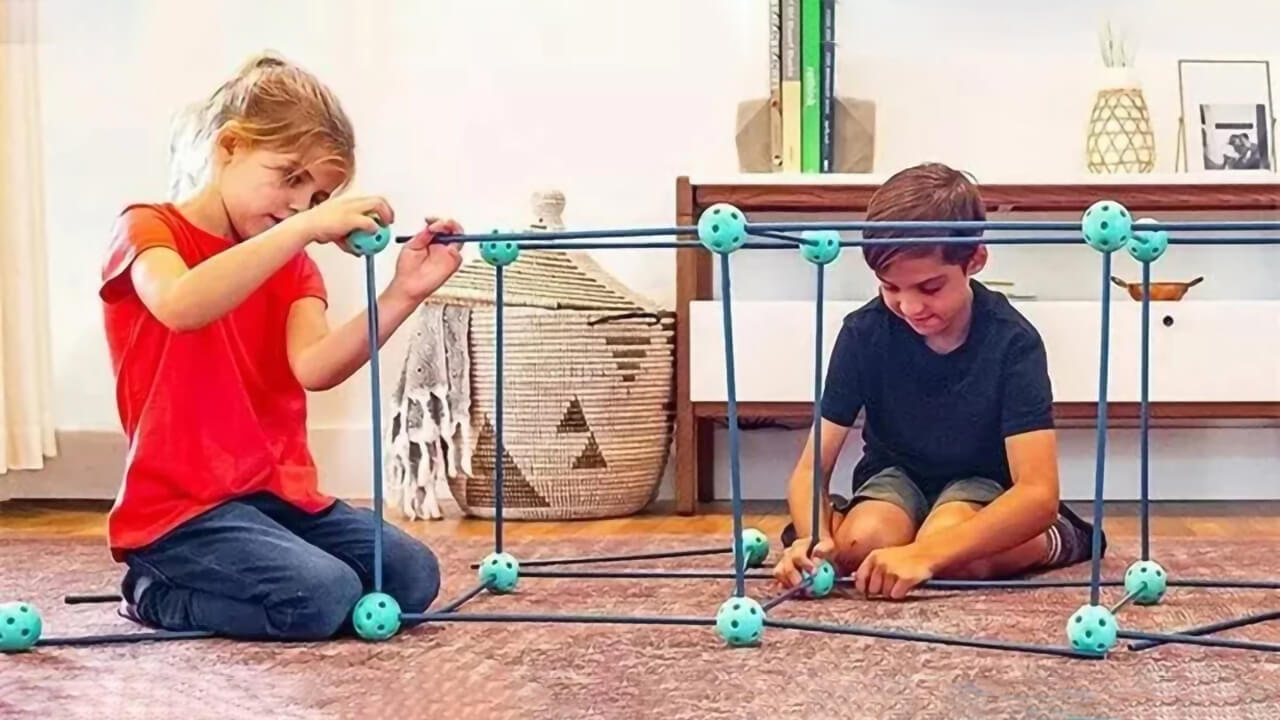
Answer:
[{"xmin": 1086, "ymin": 22, "xmax": 1155, "ymax": 174}]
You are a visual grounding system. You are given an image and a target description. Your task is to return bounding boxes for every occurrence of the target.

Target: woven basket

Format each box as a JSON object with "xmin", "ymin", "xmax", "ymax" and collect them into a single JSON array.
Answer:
[
  {"xmin": 1086, "ymin": 87, "xmax": 1156, "ymax": 173},
  {"xmin": 428, "ymin": 246, "xmax": 675, "ymax": 520}
]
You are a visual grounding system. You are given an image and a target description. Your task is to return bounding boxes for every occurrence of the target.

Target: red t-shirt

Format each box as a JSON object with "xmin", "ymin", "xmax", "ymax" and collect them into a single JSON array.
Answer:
[{"xmin": 99, "ymin": 203, "xmax": 335, "ymax": 560}]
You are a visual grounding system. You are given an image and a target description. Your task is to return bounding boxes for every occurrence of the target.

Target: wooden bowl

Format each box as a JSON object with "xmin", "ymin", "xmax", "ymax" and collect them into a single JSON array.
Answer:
[{"xmin": 1110, "ymin": 276, "xmax": 1203, "ymax": 301}]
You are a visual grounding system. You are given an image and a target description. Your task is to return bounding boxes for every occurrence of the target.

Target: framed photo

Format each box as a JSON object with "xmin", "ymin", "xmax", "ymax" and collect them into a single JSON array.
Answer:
[{"xmin": 1176, "ymin": 59, "xmax": 1276, "ymax": 172}]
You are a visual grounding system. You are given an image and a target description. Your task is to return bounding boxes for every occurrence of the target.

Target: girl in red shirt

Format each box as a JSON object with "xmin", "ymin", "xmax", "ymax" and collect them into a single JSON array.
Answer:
[{"xmin": 99, "ymin": 53, "xmax": 462, "ymax": 640}]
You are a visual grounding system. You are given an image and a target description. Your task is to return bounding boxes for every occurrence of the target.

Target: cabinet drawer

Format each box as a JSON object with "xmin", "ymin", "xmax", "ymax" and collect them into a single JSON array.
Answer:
[
  {"xmin": 1020, "ymin": 302, "xmax": 1280, "ymax": 402},
  {"xmin": 690, "ymin": 300, "xmax": 1280, "ymax": 404}
]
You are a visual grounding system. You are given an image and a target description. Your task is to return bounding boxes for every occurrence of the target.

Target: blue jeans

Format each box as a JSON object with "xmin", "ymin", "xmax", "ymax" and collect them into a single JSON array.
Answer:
[{"xmin": 121, "ymin": 493, "xmax": 441, "ymax": 641}]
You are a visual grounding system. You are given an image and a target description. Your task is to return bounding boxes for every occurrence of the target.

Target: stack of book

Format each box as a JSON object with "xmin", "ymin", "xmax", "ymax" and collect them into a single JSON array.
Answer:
[{"xmin": 770, "ymin": 0, "xmax": 836, "ymax": 173}]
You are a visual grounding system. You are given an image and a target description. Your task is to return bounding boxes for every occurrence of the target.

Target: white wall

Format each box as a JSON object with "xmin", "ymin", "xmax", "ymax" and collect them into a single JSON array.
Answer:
[{"xmin": 29, "ymin": 0, "xmax": 1280, "ymax": 501}]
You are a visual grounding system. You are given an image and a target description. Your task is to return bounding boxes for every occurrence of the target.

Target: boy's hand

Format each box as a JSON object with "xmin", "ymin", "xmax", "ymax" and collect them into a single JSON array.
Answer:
[
  {"xmin": 388, "ymin": 217, "xmax": 464, "ymax": 303},
  {"xmin": 296, "ymin": 195, "xmax": 395, "ymax": 247},
  {"xmin": 854, "ymin": 542, "xmax": 944, "ymax": 600},
  {"xmin": 772, "ymin": 536, "xmax": 835, "ymax": 588}
]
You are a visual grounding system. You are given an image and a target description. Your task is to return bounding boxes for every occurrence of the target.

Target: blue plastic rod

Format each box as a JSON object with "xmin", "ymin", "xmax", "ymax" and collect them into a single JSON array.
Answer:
[
  {"xmin": 398, "ymin": 235, "xmax": 1280, "ymax": 250},
  {"xmin": 748, "ymin": 230, "xmax": 818, "ymax": 246},
  {"xmin": 494, "ymin": 265, "xmax": 505, "ymax": 554},
  {"xmin": 365, "ymin": 255, "xmax": 385, "ymax": 593},
  {"xmin": 808, "ymin": 263, "xmax": 824, "ymax": 556},
  {"xmin": 720, "ymin": 252, "xmax": 747, "ymax": 598},
  {"xmin": 747, "ymin": 220, "xmax": 1280, "ymax": 233},
  {"xmin": 1088, "ymin": 251, "xmax": 1113, "ymax": 606},
  {"xmin": 1140, "ymin": 260, "xmax": 1152, "ymax": 561},
  {"xmin": 395, "ymin": 219, "xmax": 1280, "ymax": 247}
]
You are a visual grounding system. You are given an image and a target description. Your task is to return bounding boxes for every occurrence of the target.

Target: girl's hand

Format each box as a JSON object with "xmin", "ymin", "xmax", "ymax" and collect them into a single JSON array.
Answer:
[
  {"xmin": 294, "ymin": 195, "xmax": 395, "ymax": 247},
  {"xmin": 388, "ymin": 217, "xmax": 464, "ymax": 303}
]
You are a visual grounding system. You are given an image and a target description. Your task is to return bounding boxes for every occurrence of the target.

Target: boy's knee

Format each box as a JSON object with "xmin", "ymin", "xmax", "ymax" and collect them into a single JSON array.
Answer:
[
  {"xmin": 268, "ymin": 560, "xmax": 362, "ymax": 641},
  {"xmin": 830, "ymin": 529, "xmax": 896, "ymax": 572},
  {"xmin": 834, "ymin": 508, "xmax": 913, "ymax": 555},
  {"xmin": 383, "ymin": 535, "xmax": 442, "ymax": 613},
  {"xmin": 935, "ymin": 559, "xmax": 996, "ymax": 581}
]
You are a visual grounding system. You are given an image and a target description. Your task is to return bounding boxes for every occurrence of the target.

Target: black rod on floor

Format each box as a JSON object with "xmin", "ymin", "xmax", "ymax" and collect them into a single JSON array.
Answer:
[
  {"xmin": 37, "ymin": 629, "xmax": 216, "ymax": 647},
  {"xmin": 435, "ymin": 583, "xmax": 490, "ymax": 614},
  {"xmin": 64, "ymin": 593, "xmax": 122, "ymax": 605},
  {"xmin": 468, "ymin": 546, "xmax": 733, "ymax": 569},
  {"xmin": 766, "ymin": 618, "xmax": 1101, "ymax": 660},
  {"xmin": 1126, "ymin": 610, "xmax": 1280, "ymax": 651},
  {"xmin": 761, "ymin": 583, "xmax": 814, "ymax": 613},
  {"xmin": 520, "ymin": 569, "xmax": 774, "ymax": 580},
  {"xmin": 1118, "ymin": 629, "xmax": 1280, "ymax": 653},
  {"xmin": 403, "ymin": 612, "xmax": 715, "ymax": 627}
]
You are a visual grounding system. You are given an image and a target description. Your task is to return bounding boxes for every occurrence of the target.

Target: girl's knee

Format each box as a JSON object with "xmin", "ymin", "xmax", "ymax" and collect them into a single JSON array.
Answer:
[
  {"xmin": 268, "ymin": 560, "xmax": 362, "ymax": 640},
  {"xmin": 384, "ymin": 536, "xmax": 441, "ymax": 612}
]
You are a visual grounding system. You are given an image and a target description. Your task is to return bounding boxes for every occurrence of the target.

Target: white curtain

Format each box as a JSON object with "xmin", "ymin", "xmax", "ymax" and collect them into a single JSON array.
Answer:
[{"xmin": 0, "ymin": 0, "xmax": 57, "ymax": 491}]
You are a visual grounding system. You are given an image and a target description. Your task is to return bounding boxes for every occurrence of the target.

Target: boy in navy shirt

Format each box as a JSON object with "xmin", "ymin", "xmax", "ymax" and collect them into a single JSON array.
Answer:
[{"xmin": 774, "ymin": 163, "xmax": 1101, "ymax": 599}]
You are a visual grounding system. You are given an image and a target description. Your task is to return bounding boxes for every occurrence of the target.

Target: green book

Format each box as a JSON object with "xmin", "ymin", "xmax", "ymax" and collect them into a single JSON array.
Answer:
[{"xmin": 800, "ymin": 0, "xmax": 821, "ymax": 172}]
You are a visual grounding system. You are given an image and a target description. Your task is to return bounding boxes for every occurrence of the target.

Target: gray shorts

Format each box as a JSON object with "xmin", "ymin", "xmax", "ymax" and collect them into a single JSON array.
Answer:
[{"xmin": 840, "ymin": 467, "xmax": 1005, "ymax": 527}]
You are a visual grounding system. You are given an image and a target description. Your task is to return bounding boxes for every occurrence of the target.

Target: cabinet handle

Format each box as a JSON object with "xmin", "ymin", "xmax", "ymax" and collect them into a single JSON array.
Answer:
[{"xmin": 1162, "ymin": 315, "xmax": 1174, "ymax": 327}]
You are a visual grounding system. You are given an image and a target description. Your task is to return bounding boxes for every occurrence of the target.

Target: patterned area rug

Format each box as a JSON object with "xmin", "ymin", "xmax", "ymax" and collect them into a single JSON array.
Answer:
[{"xmin": 4, "ymin": 535, "xmax": 1280, "ymax": 720}]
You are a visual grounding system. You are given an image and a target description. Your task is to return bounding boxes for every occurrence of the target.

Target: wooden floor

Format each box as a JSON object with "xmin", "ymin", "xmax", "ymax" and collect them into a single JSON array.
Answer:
[{"xmin": 3, "ymin": 499, "xmax": 1280, "ymax": 542}]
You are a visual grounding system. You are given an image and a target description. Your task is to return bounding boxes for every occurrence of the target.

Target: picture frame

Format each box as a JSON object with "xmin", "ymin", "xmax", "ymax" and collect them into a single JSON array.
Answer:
[{"xmin": 1175, "ymin": 59, "xmax": 1276, "ymax": 173}]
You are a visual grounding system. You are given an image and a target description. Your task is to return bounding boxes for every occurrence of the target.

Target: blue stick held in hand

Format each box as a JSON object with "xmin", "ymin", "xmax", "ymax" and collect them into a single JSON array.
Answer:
[{"xmin": 364, "ymin": 254, "xmax": 385, "ymax": 593}]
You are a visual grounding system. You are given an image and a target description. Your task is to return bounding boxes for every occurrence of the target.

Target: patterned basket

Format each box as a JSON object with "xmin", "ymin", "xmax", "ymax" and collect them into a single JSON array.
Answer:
[
  {"xmin": 1086, "ymin": 87, "xmax": 1156, "ymax": 174},
  {"xmin": 427, "ymin": 243, "xmax": 675, "ymax": 520}
]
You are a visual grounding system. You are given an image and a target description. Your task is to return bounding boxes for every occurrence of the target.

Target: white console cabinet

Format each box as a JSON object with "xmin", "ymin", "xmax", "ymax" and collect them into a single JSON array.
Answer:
[{"xmin": 688, "ymin": 300, "xmax": 1280, "ymax": 404}]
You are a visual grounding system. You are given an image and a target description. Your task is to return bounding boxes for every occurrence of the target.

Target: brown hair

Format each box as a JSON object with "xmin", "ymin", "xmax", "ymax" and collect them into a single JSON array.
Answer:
[
  {"xmin": 167, "ymin": 52, "xmax": 355, "ymax": 200},
  {"xmin": 861, "ymin": 163, "xmax": 986, "ymax": 275}
]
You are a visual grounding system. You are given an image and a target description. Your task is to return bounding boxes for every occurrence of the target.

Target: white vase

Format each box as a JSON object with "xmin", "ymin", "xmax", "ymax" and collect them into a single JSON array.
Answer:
[{"xmin": 1098, "ymin": 66, "xmax": 1140, "ymax": 91}]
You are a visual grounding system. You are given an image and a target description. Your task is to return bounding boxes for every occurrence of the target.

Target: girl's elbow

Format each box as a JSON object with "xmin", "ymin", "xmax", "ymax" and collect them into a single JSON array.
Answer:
[
  {"xmin": 292, "ymin": 357, "xmax": 339, "ymax": 392},
  {"xmin": 152, "ymin": 300, "xmax": 209, "ymax": 333},
  {"xmin": 294, "ymin": 366, "xmax": 335, "ymax": 392}
]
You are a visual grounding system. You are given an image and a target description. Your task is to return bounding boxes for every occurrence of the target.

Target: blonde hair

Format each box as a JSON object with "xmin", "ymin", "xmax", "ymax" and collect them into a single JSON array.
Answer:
[{"xmin": 167, "ymin": 52, "xmax": 355, "ymax": 201}]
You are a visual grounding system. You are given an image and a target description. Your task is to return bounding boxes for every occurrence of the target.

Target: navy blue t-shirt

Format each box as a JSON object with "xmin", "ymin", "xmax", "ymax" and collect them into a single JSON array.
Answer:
[{"xmin": 820, "ymin": 280, "xmax": 1055, "ymax": 493}]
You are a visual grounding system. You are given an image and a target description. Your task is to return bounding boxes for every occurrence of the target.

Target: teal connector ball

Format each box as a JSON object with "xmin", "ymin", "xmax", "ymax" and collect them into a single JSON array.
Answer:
[
  {"xmin": 1066, "ymin": 603, "xmax": 1118, "ymax": 656},
  {"xmin": 1081, "ymin": 200, "xmax": 1133, "ymax": 253},
  {"xmin": 715, "ymin": 596, "xmax": 765, "ymax": 647},
  {"xmin": 479, "ymin": 552, "xmax": 520, "ymax": 594},
  {"xmin": 480, "ymin": 229, "xmax": 520, "ymax": 267},
  {"xmin": 352, "ymin": 592, "xmax": 402, "ymax": 642},
  {"xmin": 802, "ymin": 560, "xmax": 837, "ymax": 599},
  {"xmin": 800, "ymin": 230, "xmax": 841, "ymax": 265},
  {"xmin": 1128, "ymin": 218, "xmax": 1169, "ymax": 264},
  {"xmin": 696, "ymin": 203, "xmax": 747, "ymax": 254},
  {"xmin": 346, "ymin": 224, "xmax": 392, "ymax": 256},
  {"xmin": 739, "ymin": 528, "xmax": 770, "ymax": 568},
  {"xmin": 0, "ymin": 602, "xmax": 42, "ymax": 653},
  {"xmin": 1124, "ymin": 560, "xmax": 1168, "ymax": 605}
]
